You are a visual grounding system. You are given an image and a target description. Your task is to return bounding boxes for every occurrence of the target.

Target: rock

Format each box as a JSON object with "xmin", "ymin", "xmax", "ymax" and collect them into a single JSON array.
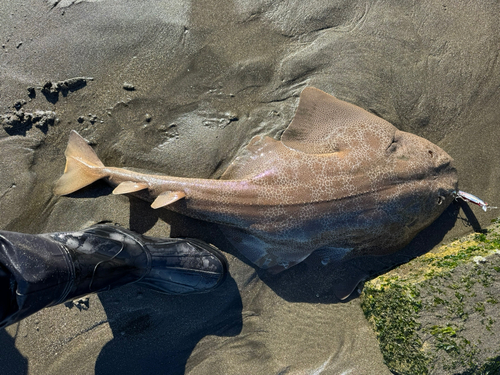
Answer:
[
  {"xmin": 122, "ymin": 82, "xmax": 135, "ymax": 91},
  {"xmin": 42, "ymin": 77, "xmax": 93, "ymax": 94},
  {"xmin": 27, "ymin": 87, "xmax": 35, "ymax": 98},
  {"xmin": 361, "ymin": 221, "xmax": 500, "ymax": 374},
  {"xmin": 40, "ymin": 77, "xmax": 93, "ymax": 103},
  {"xmin": 1, "ymin": 110, "xmax": 57, "ymax": 136}
]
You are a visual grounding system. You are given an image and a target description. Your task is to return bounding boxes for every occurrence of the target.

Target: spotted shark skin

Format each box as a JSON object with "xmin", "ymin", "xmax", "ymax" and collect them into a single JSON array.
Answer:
[{"xmin": 54, "ymin": 87, "xmax": 458, "ymax": 293}]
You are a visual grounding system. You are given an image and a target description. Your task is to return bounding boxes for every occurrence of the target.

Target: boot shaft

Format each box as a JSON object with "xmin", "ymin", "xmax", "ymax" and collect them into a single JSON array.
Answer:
[
  {"xmin": 0, "ymin": 231, "xmax": 74, "ymax": 325},
  {"xmin": 47, "ymin": 226, "xmax": 150, "ymax": 296}
]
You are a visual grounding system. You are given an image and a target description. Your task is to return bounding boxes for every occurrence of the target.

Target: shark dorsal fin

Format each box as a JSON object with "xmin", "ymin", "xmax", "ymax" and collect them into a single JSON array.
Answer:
[{"xmin": 281, "ymin": 87, "xmax": 394, "ymax": 154}]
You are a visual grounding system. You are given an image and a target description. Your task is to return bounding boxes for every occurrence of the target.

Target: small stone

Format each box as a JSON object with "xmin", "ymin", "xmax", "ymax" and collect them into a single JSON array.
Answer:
[
  {"xmin": 77, "ymin": 116, "xmax": 84, "ymax": 123},
  {"xmin": 225, "ymin": 111, "xmax": 238, "ymax": 121},
  {"xmin": 473, "ymin": 256, "xmax": 487, "ymax": 265},
  {"xmin": 13, "ymin": 100, "xmax": 25, "ymax": 110},
  {"xmin": 27, "ymin": 87, "xmax": 36, "ymax": 98},
  {"xmin": 16, "ymin": 41, "xmax": 22, "ymax": 48},
  {"xmin": 145, "ymin": 113, "xmax": 152, "ymax": 122},
  {"xmin": 123, "ymin": 82, "xmax": 135, "ymax": 91},
  {"xmin": 41, "ymin": 81, "xmax": 58, "ymax": 95}
]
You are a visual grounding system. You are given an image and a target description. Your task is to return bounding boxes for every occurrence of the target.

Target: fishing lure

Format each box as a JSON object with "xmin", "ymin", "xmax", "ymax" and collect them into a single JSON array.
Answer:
[{"xmin": 455, "ymin": 190, "xmax": 497, "ymax": 212}]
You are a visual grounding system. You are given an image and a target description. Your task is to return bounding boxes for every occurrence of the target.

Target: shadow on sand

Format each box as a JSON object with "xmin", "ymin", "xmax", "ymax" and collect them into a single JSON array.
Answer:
[
  {"xmin": 93, "ymin": 197, "xmax": 243, "ymax": 375},
  {"xmin": 94, "ymin": 277, "xmax": 242, "ymax": 375},
  {"xmin": 0, "ymin": 329, "xmax": 28, "ymax": 375}
]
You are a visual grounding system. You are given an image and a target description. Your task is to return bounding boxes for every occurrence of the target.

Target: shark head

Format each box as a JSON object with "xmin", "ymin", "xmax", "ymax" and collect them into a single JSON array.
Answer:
[{"xmin": 370, "ymin": 128, "xmax": 458, "ymax": 254}]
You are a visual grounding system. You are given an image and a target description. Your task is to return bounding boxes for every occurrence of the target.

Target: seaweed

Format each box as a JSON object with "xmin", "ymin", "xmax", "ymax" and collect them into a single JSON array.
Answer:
[{"xmin": 361, "ymin": 219, "xmax": 500, "ymax": 374}]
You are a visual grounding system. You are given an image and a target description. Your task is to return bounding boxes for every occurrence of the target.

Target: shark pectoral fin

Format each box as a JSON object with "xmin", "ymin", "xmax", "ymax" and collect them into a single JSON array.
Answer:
[
  {"xmin": 151, "ymin": 191, "xmax": 186, "ymax": 209},
  {"xmin": 112, "ymin": 181, "xmax": 148, "ymax": 195}
]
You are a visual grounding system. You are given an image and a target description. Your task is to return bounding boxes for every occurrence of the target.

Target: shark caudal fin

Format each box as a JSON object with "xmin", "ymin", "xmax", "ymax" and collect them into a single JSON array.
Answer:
[{"xmin": 53, "ymin": 130, "xmax": 105, "ymax": 195}]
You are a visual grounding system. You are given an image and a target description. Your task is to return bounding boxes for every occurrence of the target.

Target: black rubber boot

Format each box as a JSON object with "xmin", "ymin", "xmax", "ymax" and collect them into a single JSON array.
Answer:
[
  {"xmin": 46, "ymin": 224, "xmax": 228, "ymax": 297},
  {"xmin": 0, "ymin": 225, "xmax": 227, "ymax": 327}
]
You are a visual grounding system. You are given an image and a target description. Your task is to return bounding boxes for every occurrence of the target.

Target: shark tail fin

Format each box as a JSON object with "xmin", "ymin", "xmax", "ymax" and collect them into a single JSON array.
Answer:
[{"xmin": 53, "ymin": 130, "xmax": 105, "ymax": 196}]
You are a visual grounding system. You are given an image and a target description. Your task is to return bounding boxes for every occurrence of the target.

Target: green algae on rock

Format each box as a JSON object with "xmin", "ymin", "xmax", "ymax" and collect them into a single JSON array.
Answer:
[{"xmin": 361, "ymin": 219, "xmax": 500, "ymax": 374}]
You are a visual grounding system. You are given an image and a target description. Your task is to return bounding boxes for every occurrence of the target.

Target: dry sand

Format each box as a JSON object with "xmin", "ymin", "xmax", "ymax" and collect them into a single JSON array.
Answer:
[{"xmin": 1, "ymin": 0, "xmax": 499, "ymax": 374}]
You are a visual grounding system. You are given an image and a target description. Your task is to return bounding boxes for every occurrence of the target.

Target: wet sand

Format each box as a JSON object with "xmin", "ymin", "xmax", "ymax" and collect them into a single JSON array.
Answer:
[{"xmin": 1, "ymin": 1, "xmax": 499, "ymax": 373}]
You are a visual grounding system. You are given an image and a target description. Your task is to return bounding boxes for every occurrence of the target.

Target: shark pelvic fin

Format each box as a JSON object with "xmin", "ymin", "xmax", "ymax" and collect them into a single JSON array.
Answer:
[
  {"xmin": 151, "ymin": 191, "xmax": 186, "ymax": 209},
  {"xmin": 53, "ymin": 130, "xmax": 105, "ymax": 196},
  {"xmin": 112, "ymin": 181, "xmax": 148, "ymax": 195}
]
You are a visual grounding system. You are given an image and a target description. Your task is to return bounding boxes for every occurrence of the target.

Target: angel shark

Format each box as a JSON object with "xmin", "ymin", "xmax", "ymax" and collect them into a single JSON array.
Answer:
[{"xmin": 54, "ymin": 87, "xmax": 458, "ymax": 297}]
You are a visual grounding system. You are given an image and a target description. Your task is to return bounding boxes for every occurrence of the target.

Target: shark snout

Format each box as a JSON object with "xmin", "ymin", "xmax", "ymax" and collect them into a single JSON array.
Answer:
[
  {"xmin": 431, "ymin": 149, "xmax": 459, "ymax": 201},
  {"xmin": 395, "ymin": 130, "xmax": 458, "ymax": 193},
  {"xmin": 430, "ymin": 146, "xmax": 457, "ymax": 182},
  {"xmin": 428, "ymin": 144, "xmax": 453, "ymax": 169},
  {"xmin": 401, "ymin": 131, "xmax": 454, "ymax": 175}
]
